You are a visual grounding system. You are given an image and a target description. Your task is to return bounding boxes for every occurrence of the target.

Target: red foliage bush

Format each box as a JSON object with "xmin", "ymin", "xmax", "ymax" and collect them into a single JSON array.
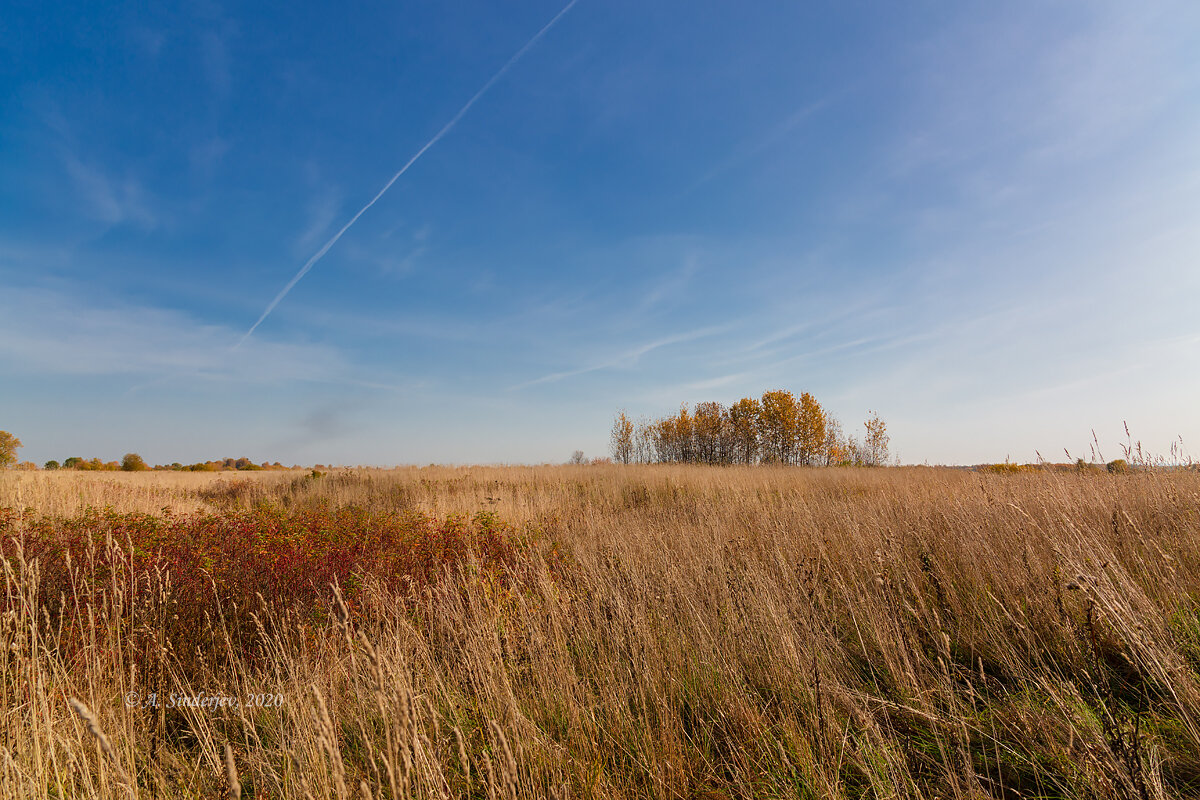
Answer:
[{"xmin": 1, "ymin": 504, "xmax": 526, "ymax": 666}]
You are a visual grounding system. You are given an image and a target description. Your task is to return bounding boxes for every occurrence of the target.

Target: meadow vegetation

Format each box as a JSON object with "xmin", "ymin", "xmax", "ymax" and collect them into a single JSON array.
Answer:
[{"xmin": 2, "ymin": 465, "xmax": 1199, "ymax": 799}]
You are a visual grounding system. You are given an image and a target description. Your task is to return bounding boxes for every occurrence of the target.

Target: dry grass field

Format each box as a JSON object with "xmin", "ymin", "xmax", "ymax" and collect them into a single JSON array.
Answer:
[{"xmin": 2, "ymin": 465, "xmax": 1199, "ymax": 799}]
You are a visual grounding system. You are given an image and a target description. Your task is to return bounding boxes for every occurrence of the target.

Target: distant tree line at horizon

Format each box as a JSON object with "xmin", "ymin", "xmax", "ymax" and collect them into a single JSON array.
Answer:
[
  {"xmin": 0, "ymin": 442, "xmax": 310, "ymax": 474},
  {"xmin": 38, "ymin": 455, "xmax": 299, "ymax": 473},
  {"xmin": 608, "ymin": 390, "xmax": 890, "ymax": 467}
]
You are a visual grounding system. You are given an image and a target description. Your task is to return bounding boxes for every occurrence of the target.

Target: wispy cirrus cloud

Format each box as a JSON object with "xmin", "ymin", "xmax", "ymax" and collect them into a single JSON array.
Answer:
[
  {"xmin": 0, "ymin": 283, "xmax": 360, "ymax": 388},
  {"xmin": 887, "ymin": 2, "xmax": 1200, "ymax": 192},
  {"xmin": 61, "ymin": 152, "xmax": 159, "ymax": 229},
  {"xmin": 510, "ymin": 324, "xmax": 731, "ymax": 390},
  {"xmin": 295, "ymin": 188, "xmax": 343, "ymax": 254},
  {"xmin": 689, "ymin": 100, "xmax": 827, "ymax": 189},
  {"xmin": 636, "ymin": 253, "xmax": 701, "ymax": 313}
]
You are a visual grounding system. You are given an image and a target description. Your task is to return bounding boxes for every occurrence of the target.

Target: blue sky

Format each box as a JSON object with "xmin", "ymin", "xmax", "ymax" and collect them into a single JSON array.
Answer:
[{"xmin": 2, "ymin": 0, "xmax": 1198, "ymax": 466}]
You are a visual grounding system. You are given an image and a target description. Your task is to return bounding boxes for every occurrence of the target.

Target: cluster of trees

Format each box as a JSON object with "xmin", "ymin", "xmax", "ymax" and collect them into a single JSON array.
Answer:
[
  {"xmin": 164, "ymin": 458, "xmax": 295, "ymax": 472},
  {"xmin": 610, "ymin": 390, "xmax": 890, "ymax": 467},
  {"xmin": 40, "ymin": 455, "xmax": 141, "ymax": 472}
]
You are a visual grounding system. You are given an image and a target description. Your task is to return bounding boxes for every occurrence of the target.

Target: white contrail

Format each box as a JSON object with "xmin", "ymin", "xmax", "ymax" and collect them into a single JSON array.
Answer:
[{"xmin": 236, "ymin": 0, "xmax": 578, "ymax": 348}]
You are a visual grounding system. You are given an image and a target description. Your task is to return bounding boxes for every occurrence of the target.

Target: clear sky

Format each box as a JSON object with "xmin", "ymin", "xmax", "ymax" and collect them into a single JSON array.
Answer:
[{"xmin": 2, "ymin": 1, "xmax": 1198, "ymax": 467}]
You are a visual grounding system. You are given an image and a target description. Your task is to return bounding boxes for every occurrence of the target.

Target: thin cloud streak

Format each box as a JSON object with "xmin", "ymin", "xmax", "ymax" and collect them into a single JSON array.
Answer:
[
  {"xmin": 689, "ymin": 100, "xmax": 827, "ymax": 189},
  {"xmin": 237, "ymin": 0, "xmax": 578, "ymax": 347},
  {"xmin": 61, "ymin": 152, "xmax": 158, "ymax": 229},
  {"xmin": 510, "ymin": 325, "xmax": 730, "ymax": 390},
  {"xmin": 0, "ymin": 284, "xmax": 344, "ymax": 383}
]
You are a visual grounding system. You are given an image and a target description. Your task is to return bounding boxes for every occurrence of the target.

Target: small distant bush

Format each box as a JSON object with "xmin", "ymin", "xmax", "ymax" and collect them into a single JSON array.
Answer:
[
  {"xmin": 43, "ymin": 460, "xmax": 60, "ymax": 471},
  {"xmin": 1107, "ymin": 458, "xmax": 1131, "ymax": 474},
  {"xmin": 121, "ymin": 453, "xmax": 149, "ymax": 472},
  {"xmin": 981, "ymin": 462, "xmax": 1034, "ymax": 474}
]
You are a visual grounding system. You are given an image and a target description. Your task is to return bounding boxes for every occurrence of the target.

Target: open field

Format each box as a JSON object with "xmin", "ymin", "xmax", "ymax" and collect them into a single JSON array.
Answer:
[{"xmin": 3, "ymin": 466, "xmax": 1200, "ymax": 799}]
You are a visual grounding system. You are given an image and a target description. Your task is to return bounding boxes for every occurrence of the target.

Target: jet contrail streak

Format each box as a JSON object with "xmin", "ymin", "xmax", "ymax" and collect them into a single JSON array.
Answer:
[{"xmin": 236, "ymin": 0, "xmax": 578, "ymax": 348}]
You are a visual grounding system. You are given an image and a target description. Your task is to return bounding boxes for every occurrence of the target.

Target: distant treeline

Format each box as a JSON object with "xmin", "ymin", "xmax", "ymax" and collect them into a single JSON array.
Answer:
[
  {"xmin": 977, "ymin": 458, "xmax": 1151, "ymax": 474},
  {"xmin": 610, "ymin": 390, "xmax": 890, "ymax": 466},
  {"xmin": 37, "ymin": 456, "xmax": 305, "ymax": 473}
]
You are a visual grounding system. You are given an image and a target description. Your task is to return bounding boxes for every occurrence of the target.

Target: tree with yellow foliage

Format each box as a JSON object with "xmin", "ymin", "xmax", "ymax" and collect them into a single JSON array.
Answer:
[
  {"xmin": 0, "ymin": 431, "xmax": 22, "ymax": 470},
  {"xmin": 692, "ymin": 401, "xmax": 727, "ymax": 465},
  {"xmin": 610, "ymin": 410, "xmax": 635, "ymax": 464},
  {"xmin": 651, "ymin": 406, "xmax": 693, "ymax": 463},
  {"xmin": 727, "ymin": 397, "xmax": 760, "ymax": 464},
  {"xmin": 758, "ymin": 390, "xmax": 799, "ymax": 464},
  {"xmin": 796, "ymin": 392, "xmax": 827, "ymax": 466}
]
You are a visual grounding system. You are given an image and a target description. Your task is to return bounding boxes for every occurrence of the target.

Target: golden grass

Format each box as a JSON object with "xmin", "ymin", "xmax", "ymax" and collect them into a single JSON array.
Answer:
[
  {"xmin": 0, "ymin": 468, "xmax": 301, "ymax": 516},
  {"xmin": 3, "ymin": 465, "xmax": 1200, "ymax": 798}
]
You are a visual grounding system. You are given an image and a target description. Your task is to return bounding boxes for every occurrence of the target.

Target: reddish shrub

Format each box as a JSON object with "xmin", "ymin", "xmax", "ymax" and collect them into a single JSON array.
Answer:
[{"xmin": 1, "ymin": 504, "xmax": 527, "ymax": 668}]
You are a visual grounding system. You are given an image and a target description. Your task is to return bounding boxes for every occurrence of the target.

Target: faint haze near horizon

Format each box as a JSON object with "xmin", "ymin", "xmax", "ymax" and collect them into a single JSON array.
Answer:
[{"xmin": 1, "ymin": 1, "xmax": 1198, "ymax": 467}]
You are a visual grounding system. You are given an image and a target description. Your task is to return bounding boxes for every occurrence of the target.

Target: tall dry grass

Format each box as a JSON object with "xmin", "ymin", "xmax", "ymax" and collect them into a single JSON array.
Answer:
[{"xmin": 3, "ymin": 465, "xmax": 1199, "ymax": 798}]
